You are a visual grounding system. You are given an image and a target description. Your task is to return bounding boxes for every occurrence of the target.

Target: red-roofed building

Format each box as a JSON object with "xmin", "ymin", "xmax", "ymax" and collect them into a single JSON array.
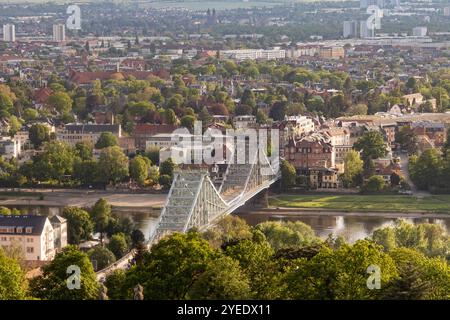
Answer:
[{"xmin": 133, "ymin": 123, "xmax": 178, "ymax": 150}]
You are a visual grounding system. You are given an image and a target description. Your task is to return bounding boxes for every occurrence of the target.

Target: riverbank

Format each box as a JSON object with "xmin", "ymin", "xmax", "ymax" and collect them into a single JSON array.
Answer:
[
  {"xmin": 237, "ymin": 207, "xmax": 450, "ymax": 219},
  {"xmin": 269, "ymin": 194, "xmax": 450, "ymax": 214},
  {"xmin": 0, "ymin": 188, "xmax": 166, "ymax": 213}
]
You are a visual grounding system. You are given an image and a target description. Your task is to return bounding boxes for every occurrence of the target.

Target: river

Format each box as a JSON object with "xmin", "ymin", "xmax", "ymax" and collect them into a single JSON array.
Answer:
[{"xmin": 9, "ymin": 205, "xmax": 450, "ymax": 242}]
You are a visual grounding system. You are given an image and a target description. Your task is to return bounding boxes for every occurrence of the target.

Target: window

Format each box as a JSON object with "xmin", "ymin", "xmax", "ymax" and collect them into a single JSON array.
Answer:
[
  {"xmin": 25, "ymin": 227, "xmax": 33, "ymax": 234},
  {"xmin": 16, "ymin": 227, "xmax": 23, "ymax": 233},
  {"xmin": 26, "ymin": 247, "xmax": 34, "ymax": 253},
  {"xmin": 0, "ymin": 237, "xmax": 6, "ymax": 242},
  {"xmin": 27, "ymin": 237, "xmax": 34, "ymax": 243}
]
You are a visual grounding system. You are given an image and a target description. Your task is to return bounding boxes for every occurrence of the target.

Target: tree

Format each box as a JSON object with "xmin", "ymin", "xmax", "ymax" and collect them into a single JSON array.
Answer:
[
  {"xmin": 97, "ymin": 146, "xmax": 129, "ymax": 185},
  {"xmin": 129, "ymin": 155, "xmax": 149, "ymax": 186},
  {"xmin": 385, "ymin": 248, "xmax": 450, "ymax": 299},
  {"xmin": 269, "ymin": 101, "xmax": 288, "ymax": 121},
  {"xmin": 180, "ymin": 115, "xmax": 196, "ymax": 132},
  {"xmin": 198, "ymin": 107, "xmax": 212, "ymax": 129},
  {"xmin": 125, "ymin": 232, "xmax": 217, "ymax": 299},
  {"xmin": 87, "ymin": 246, "xmax": 116, "ymax": 271},
  {"xmin": 8, "ymin": 115, "xmax": 22, "ymax": 137},
  {"xmin": 91, "ymin": 198, "xmax": 112, "ymax": 245},
  {"xmin": 395, "ymin": 126, "xmax": 418, "ymax": 155},
  {"xmin": 202, "ymin": 215, "xmax": 252, "ymax": 248},
  {"xmin": 188, "ymin": 256, "xmax": 251, "ymax": 299},
  {"xmin": 104, "ymin": 269, "xmax": 129, "ymax": 300},
  {"xmin": 108, "ymin": 233, "xmax": 130, "ymax": 259},
  {"xmin": 390, "ymin": 172, "xmax": 401, "ymax": 187},
  {"xmin": 160, "ymin": 158, "xmax": 176, "ymax": 178},
  {"xmin": 23, "ymin": 108, "xmax": 39, "ymax": 122},
  {"xmin": 164, "ymin": 108, "xmax": 177, "ymax": 125},
  {"xmin": 409, "ymin": 149, "xmax": 443, "ymax": 190},
  {"xmin": 341, "ymin": 150, "xmax": 364, "ymax": 187},
  {"xmin": 225, "ymin": 232, "xmax": 280, "ymax": 299},
  {"xmin": 29, "ymin": 124, "xmax": 50, "ymax": 148},
  {"xmin": 75, "ymin": 141, "xmax": 93, "ymax": 161},
  {"xmin": 131, "ymin": 229, "xmax": 145, "ymax": 247},
  {"xmin": 62, "ymin": 207, "xmax": 94, "ymax": 245},
  {"xmin": 283, "ymin": 240, "xmax": 398, "ymax": 299},
  {"xmin": 38, "ymin": 141, "xmax": 75, "ymax": 183},
  {"xmin": 146, "ymin": 146, "xmax": 160, "ymax": 166},
  {"xmin": 47, "ymin": 91, "xmax": 73, "ymax": 114},
  {"xmin": 280, "ymin": 159, "xmax": 296, "ymax": 190},
  {"xmin": 354, "ymin": 131, "xmax": 387, "ymax": 170},
  {"xmin": 95, "ymin": 132, "xmax": 118, "ymax": 149},
  {"xmin": 255, "ymin": 221, "xmax": 320, "ymax": 250},
  {"xmin": 0, "ymin": 248, "xmax": 26, "ymax": 299},
  {"xmin": 362, "ymin": 175, "xmax": 386, "ymax": 193},
  {"xmin": 0, "ymin": 92, "xmax": 14, "ymax": 116},
  {"xmin": 29, "ymin": 246, "xmax": 99, "ymax": 300},
  {"xmin": 241, "ymin": 89, "xmax": 256, "ymax": 109}
]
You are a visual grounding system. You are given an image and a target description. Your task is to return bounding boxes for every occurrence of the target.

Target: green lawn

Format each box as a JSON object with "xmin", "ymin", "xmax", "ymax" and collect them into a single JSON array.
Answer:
[{"xmin": 269, "ymin": 195, "xmax": 450, "ymax": 213}]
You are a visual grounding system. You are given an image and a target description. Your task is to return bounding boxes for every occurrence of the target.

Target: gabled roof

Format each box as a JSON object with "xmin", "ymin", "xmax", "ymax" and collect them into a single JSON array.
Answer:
[{"xmin": 0, "ymin": 215, "xmax": 48, "ymax": 236}]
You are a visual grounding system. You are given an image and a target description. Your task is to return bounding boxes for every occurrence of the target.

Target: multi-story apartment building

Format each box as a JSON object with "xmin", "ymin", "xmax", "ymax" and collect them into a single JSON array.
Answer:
[
  {"xmin": 2, "ymin": 24, "xmax": 15, "ymax": 42},
  {"xmin": 0, "ymin": 215, "xmax": 67, "ymax": 261},
  {"xmin": 52, "ymin": 24, "xmax": 66, "ymax": 42}
]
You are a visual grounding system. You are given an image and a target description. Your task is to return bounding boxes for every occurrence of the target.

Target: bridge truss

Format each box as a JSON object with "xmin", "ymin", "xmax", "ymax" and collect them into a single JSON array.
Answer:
[{"xmin": 151, "ymin": 150, "xmax": 280, "ymax": 242}]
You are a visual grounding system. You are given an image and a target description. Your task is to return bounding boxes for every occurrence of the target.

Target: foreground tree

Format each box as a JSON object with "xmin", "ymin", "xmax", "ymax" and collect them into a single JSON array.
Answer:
[
  {"xmin": 29, "ymin": 246, "xmax": 99, "ymax": 300},
  {"xmin": 125, "ymin": 231, "xmax": 217, "ymax": 299},
  {"xmin": 0, "ymin": 248, "xmax": 26, "ymax": 299},
  {"xmin": 188, "ymin": 256, "xmax": 251, "ymax": 299},
  {"xmin": 87, "ymin": 246, "xmax": 116, "ymax": 271}
]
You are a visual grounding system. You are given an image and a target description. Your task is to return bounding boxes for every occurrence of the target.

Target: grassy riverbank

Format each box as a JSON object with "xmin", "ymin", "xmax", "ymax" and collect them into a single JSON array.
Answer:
[{"xmin": 269, "ymin": 195, "xmax": 450, "ymax": 213}]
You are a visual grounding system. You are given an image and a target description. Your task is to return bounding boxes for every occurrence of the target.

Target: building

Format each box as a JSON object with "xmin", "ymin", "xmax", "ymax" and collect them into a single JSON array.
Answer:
[
  {"xmin": 444, "ymin": 7, "xmax": 450, "ymax": 17},
  {"xmin": 0, "ymin": 215, "xmax": 67, "ymax": 261},
  {"xmin": 56, "ymin": 123, "xmax": 122, "ymax": 147},
  {"xmin": 285, "ymin": 134, "xmax": 336, "ymax": 170},
  {"xmin": 343, "ymin": 21, "xmax": 358, "ymax": 38},
  {"xmin": 360, "ymin": 20, "xmax": 373, "ymax": 38},
  {"xmin": 233, "ymin": 115, "xmax": 257, "ymax": 130},
  {"xmin": 52, "ymin": 24, "xmax": 66, "ymax": 42},
  {"xmin": 319, "ymin": 46, "xmax": 345, "ymax": 59},
  {"xmin": 220, "ymin": 49, "xmax": 286, "ymax": 61},
  {"xmin": 412, "ymin": 27, "xmax": 427, "ymax": 37},
  {"xmin": 3, "ymin": 24, "xmax": 15, "ymax": 42},
  {"xmin": 320, "ymin": 128, "xmax": 352, "ymax": 172},
  {"xmin": 133, "ymin": 123, "xmax": 178, "ymax": 151},
  {"xmin": 360, "ymin": 0, "xmax": 384, "ymax": 9},
  {"xmin": 0, "ymin": 138, "xmax": 21, "ymax": 159}
]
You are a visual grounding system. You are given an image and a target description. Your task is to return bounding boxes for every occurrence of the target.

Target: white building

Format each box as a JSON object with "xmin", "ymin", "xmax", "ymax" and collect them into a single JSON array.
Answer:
[
  {"xmin": 220, "ymin": 49, "xmax": 285, "ymax": 61},
  {"xmin": 52, "ymin": 24, "xmax": 66, "ymax": 42},
  {"xmin": 3, "ymin": 24, "xmax": 15, "ymax": 42},
  {"xmin": 360, "ymin": 20, "xmax": 373, "ymax": 38},
  {"xmin": 412, "ymin": 27, "xmax": 427, "ymax": 37},
  {"xmin": 0, "ymin": 137, "xmax": 21, "ymax": 159},
  {"xmin": 0, "ymin": 215, "xmax": 67, "ymax": 261},
  {"xmin": 233, "ymin": 115, "xmax": 257, "ymax": 129},
  {"xmin": 343, "ymin": 21, "xmax": 358, "ymax": 38}
]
